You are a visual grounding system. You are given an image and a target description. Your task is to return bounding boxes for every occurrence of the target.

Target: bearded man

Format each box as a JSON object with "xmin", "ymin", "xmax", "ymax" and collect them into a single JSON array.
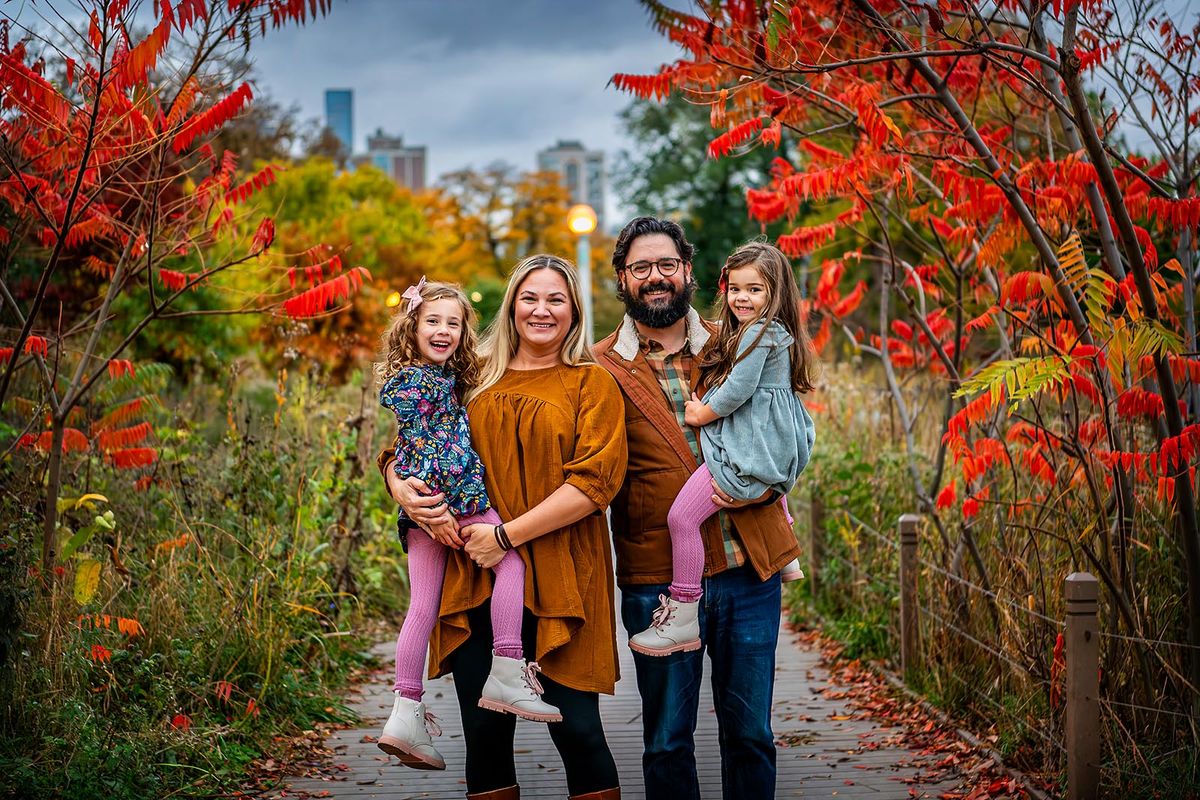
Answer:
[{"xmin": 593, "ymin": 217, "xmax": 799, "ymax": 800}]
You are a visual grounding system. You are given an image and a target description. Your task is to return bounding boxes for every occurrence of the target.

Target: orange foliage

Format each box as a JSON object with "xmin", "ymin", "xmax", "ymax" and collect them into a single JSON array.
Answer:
[
  {"xmin": 936, "ymin": 480, "xmax": 957, "ymax": 509},
  {"xmin": 107, "ymin": 359, "xmax": 135, "ymax": 379},
  {"xmin": 104, "ymin": 447, "xmax": 158, "ymax": 469},
  {"xmin": 23, "ymin": 336, "xmax": 48, "ymax": 357},
  {"xmin": 96, "ymin": 421, "xmax": 152, "ymax": 452},
  {"xmin": 172, "ymin": 82, "xmax": 253, "ymax": 153},
  {"xmin": 154, "ymin": 533, "xmax": 190, "ymax": 555},
  {"xmin": 92, "ymin": 398, "xmax": 150, "ymax": 433},
  {"xmin": 158, "ymin": 269, "xmax": 192, "ymax": 291},
  {"xmin": 19, "ymin": 428, "xmax": 90, "ymax": 453},
  {"xmin": 282, "ymin": 266, "xmax": 370, "ymax": 318},
  {"xmin": 115, "ymin": 9, "xmax": 172, "ymax": 88},
  {"xmin": 778, "ymin": 221, "xmax": 840, "ymax": 257},
  {"xmin": 707, "ymin": 117, "xmax": 764, "ymax": 159},
  {"xmin": 224, "ymin": 163, "xmax": 280, "ymax": 205},
  {"xmin": 78, "ymin": 613, "xmax": 144, "ymax": 637}
]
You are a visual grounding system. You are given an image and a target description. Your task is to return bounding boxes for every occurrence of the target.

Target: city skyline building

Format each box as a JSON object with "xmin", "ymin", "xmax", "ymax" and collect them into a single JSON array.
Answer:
[
  {"xmin": 536, "ymin": 140, "xmax": 606, "ymax": 231},
  {"xmin": 353, "ymin": 128, "xmax": 428, "ymax": 191},
  {"xmin": 323, "ymin": 88, "xmax": 354, "ymax": 156}
]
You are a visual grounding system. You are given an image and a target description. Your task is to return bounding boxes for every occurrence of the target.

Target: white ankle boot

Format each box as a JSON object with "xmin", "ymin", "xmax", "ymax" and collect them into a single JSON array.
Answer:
[
  {"xmin": 781, "ymin": 558, "xmax": 805, "ymax": 582},
  {"xmin": 629, "ymin": 594, "xmax": 701, "ymax": 656},
  {"xmin": 377, "ymin": 692, "xmax": 446, "ymax": 770},
  {"xmin": 478, "ymin": 654, "xmax": 563, "ymax": 723}
]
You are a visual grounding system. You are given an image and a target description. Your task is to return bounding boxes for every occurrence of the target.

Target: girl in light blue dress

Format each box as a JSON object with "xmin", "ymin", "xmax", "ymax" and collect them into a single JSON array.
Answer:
[{"xmin": 631, "ymin": 242, "xmax": 817, "ymax": 656}]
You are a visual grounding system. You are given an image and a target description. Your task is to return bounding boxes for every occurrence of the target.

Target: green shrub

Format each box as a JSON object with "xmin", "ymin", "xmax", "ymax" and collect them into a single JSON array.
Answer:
[{"xmin": 0, "ymin": 366, "xmax": 402, "ymax": 799}]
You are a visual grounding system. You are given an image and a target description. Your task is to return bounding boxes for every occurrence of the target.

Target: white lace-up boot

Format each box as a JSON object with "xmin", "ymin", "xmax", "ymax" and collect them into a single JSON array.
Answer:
[
  {"xmin": 478, "ymin": 655, "xmax": 563, "ymax": 723},
  {"xmin": 629, "ymin": 594, "xmax": 701, "ymax": 656},
  {"xmin": 377, "ymin": 692, "xmax": 446, "ymax": 770},
  {"xmin": 781, "ymin": 558, "xmax": 805, "ymax": 582}
]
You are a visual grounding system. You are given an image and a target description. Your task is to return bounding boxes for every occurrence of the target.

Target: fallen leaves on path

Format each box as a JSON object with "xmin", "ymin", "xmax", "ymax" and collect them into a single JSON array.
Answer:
[
  {"xmin": 233, "ymin": 658, "xmax": 387, "ymax": 799},
  {"xmin": 793, "ymin": 624, "xmax": 1056, "ymax": 799}
]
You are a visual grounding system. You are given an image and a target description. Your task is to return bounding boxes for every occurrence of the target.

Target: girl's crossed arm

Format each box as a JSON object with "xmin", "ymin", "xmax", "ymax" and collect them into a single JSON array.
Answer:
[{"xmin": 684, "ymin": 329, "xmax": 774, "ymax": 427}]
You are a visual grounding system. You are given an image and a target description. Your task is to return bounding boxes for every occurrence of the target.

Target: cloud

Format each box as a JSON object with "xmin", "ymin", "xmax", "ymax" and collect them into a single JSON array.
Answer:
[{"xmin": 250, "ymin": 0, "xmax": 685, "ymax": 219}]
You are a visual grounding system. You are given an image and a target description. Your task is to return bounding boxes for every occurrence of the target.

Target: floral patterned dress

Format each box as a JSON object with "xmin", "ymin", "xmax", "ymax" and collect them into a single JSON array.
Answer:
[{"xmin": 379, "ymin": 365, "xmax": 490, "ymax": 544}]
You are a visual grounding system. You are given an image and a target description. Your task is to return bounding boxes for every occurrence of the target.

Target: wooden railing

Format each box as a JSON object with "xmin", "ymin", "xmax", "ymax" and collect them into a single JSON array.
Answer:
[{"xmin": 804, "ymin": 498, "xmax": 1111, "ymax": 798}]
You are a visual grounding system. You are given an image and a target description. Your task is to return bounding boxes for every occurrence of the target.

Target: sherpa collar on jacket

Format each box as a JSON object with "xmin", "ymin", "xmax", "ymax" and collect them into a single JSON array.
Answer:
[{"xmin": 612, "ymin": 307, "xmax": 712, "ymax": 361}]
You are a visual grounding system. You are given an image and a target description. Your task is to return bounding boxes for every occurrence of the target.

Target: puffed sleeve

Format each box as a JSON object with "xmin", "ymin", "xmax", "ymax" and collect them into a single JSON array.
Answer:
[
  {"xmin": 378, "ymin": 366, "xmax": 427, "ymax": 419},
  {"xmin": 702, "ymin": 320, "xmax": 782, "ymax": 418},
  {"xmin": 376, "ymin": 446, "xmax": 396, "ymax": 477},
  {"xmin": 563, "ymin": 366, "xmax": 628, "ymax": 509}
]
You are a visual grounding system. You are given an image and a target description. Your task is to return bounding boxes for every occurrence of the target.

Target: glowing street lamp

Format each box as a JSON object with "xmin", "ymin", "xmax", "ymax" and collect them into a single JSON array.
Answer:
[{"xmin": 566, "ymin": 203, "xmax": 597, "ymax": 338}]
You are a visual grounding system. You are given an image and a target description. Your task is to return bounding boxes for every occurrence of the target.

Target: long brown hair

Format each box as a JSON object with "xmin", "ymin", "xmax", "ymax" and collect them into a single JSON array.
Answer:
[
  {"xmin": 698, "ymin": 241, "xmax": 817, "ymax": 394},
  {"xmin": 375, "ymin": 280, "xmax": 481, "ymax": 401}
]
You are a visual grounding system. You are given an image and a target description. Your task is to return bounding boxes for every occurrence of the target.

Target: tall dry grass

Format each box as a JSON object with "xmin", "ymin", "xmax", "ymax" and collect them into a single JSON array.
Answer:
[
  {"xmin": 788, "ymin": 363, "xmax": 1198, "ymax": 796},
  {"xmin": 1, "ymin": 364, "xmax": 407, "ymax": 799}
]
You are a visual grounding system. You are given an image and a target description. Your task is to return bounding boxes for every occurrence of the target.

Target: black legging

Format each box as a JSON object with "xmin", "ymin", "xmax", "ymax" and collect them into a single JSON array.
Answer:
[{"xmin": 450, "ymin": 601, "xmax": 619, "ymax": 795}]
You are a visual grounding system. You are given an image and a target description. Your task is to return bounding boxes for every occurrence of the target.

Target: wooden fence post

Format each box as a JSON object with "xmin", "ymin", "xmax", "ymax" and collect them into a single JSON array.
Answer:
[
  {"xmin": 809, "ymin": 493, "xmax": 825, "ymax": 600},
  {"xmin": 898, "ymin": 514, "xmax": 921, "ymax": 680},
  {"xmin": 1065, "ymin": 572, "xmax": 1100, "ymax": 800}
]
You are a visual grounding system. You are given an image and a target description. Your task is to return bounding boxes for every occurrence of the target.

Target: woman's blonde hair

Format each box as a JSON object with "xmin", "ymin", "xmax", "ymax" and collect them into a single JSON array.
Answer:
[
  {"xmin": 473, "ymin": 254, "xmax": 595, "ymax": 398},
  {"xmin": 375, "ymin": 280, "xmax": 481, "ymax": 401}
]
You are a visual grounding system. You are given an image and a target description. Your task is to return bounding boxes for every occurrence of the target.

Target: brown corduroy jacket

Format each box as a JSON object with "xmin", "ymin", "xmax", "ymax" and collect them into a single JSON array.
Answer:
[{"xmin": 594, "ymin": 311, "xmax": 800, "ymax": 587}]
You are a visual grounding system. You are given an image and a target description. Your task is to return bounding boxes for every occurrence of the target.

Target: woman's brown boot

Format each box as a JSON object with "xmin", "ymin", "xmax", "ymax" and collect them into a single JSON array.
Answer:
[
  {"xmin": 568, "ymin": 789, "xmax": 620, "ymax": 800},
  {"xmin": 465, "ymin": 786, "xmax": 519, "ymax": 800}
]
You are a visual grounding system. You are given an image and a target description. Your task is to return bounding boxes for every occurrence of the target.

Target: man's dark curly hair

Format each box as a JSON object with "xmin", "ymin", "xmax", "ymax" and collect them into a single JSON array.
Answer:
[{"xmin": 610, "ymin": 216, "xmax": 696, "ymax": 273}]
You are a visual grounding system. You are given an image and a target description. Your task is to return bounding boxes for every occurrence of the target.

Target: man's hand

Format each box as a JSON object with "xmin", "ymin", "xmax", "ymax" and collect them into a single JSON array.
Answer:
[
  {"xmin": 384, "ymin": 467, "xmax": 462, "ymax": 547},
  {"xmin": 709, "ymin": 479, "xmax": 771, "ymax": 510}
]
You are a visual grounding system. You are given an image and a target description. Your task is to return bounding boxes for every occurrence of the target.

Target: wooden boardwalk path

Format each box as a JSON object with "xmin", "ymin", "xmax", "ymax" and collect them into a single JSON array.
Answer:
[{"xmin": 285, "ymin": 616, "xmax": 962, "ymax": 799}]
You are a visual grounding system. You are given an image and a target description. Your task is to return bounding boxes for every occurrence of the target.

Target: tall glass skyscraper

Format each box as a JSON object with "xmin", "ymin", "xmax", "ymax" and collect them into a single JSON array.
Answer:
[{"xmin": 324, "ymin": 89, "xmax": 353, "ymax": 155}]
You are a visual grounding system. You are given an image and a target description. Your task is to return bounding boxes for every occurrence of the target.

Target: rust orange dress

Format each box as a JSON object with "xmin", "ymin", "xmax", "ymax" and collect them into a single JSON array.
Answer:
[{"xmin": 427, "ymin": 362, "xmax": 628, "ymax": 694}]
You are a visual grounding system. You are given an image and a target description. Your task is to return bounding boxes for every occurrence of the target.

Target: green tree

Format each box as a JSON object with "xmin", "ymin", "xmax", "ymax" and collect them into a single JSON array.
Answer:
[
  {"xmin": 614, "ymin": 93, "xmax": 793, "ymax": 301},
  {"xmin": 239, "ymin": 159, "xmax": 443, "ymax": 374}
]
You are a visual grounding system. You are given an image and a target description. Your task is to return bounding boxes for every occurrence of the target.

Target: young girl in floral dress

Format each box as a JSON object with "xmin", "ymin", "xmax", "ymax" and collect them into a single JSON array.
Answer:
[
  {"xmin": 375, "ymin": 279, "xmax": 560, "ymax": 771},
  {"xmin": 631, "ymin": 242, "xmax": 817, "ymax": 656}
]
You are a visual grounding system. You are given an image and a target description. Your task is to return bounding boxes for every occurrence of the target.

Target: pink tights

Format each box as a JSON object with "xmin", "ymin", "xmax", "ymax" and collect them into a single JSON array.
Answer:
[
  {"xmin": 668, "ymin": 465, "xmax": 795, "ymax": 603},
  {"xmin": 666, "ymin": 464, "xmax": 721, "ymax": 603},
  {"xmin": 392, "ymin": 508, "xmax": 524, "ymax": 700}
]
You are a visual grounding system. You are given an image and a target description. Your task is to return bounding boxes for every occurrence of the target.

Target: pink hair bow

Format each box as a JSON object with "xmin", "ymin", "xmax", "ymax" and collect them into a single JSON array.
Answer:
[{"xmin": 401, "ymin": 276, "xmax": 426, "ymax": 313}]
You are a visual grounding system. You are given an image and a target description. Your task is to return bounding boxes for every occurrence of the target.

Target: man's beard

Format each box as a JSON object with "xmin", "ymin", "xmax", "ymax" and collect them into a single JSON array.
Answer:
[{"xmin": 619, "ymin": 277, "xmax": 697, "ymax": 329}]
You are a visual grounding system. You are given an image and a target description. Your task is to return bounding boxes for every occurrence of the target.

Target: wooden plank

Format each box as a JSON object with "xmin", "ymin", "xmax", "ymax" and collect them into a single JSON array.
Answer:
[{"xmin": 283, "ymin": 611, "xmax": 961, "ymax": 799}]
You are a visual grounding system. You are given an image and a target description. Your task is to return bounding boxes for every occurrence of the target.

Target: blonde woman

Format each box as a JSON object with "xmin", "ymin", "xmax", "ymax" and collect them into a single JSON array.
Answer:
[
  {"xmin": 380, "ymin": 255, "xmax": 627, "ymax": 800},
  {"xmin": 373, "ymin": 279, "xmax": 562, "ymax": 773}
]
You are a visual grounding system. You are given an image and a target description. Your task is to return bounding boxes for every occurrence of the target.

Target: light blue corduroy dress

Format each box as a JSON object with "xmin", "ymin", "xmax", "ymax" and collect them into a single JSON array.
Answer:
[{"xmin": 700, "ymin": 319, "xmax": 816, "ymax": 501}]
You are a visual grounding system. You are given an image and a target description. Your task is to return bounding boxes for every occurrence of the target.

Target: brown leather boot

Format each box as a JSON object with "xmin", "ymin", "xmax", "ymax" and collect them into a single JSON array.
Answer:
[
  {"xmin": 569, "ymin": 789, "xmax": 620, "ymax": 800},
  {"xmin": 465, "ymin": 786, "xmax": 519, "ymax": 800}
]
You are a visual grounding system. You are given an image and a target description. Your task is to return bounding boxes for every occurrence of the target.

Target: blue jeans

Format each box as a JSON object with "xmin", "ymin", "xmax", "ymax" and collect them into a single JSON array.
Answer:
[{"xmin": 621, "ymin": 565, "xmax": 781, "ymax": 800}]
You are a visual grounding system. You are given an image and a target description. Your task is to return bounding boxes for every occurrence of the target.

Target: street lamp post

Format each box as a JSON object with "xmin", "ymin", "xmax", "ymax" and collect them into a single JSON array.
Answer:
[{"xmin": 566, "ymin": 203, "xmax": 597, "ymax": 340}]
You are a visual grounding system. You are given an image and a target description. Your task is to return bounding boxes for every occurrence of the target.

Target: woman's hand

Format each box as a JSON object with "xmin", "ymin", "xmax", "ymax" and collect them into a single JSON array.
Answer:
[
  {"xmin": 462, "ymin": 523, "xmax": 505, "ymax": 569},
  {"xmin": 384, "ymin": 468, "xmax": 463, "ymax": 547}
]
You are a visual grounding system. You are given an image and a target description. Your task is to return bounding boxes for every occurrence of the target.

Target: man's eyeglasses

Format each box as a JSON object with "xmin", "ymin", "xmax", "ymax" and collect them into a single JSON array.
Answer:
[{"xmin": 623, "ymin": 257, "xmax": 683, "ymax": 280}]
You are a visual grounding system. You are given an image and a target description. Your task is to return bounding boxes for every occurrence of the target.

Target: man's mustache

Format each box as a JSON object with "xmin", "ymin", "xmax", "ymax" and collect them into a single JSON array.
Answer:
[{"xmin": 638, "ymin": 281, "xmax": 676, "ymax": 299}]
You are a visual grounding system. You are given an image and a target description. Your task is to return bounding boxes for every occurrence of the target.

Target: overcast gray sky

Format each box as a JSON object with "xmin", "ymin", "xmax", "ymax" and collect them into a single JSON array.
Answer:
[{"xmin": 250, "ymin": 0, "xmax": 686, "ymax": 218}]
